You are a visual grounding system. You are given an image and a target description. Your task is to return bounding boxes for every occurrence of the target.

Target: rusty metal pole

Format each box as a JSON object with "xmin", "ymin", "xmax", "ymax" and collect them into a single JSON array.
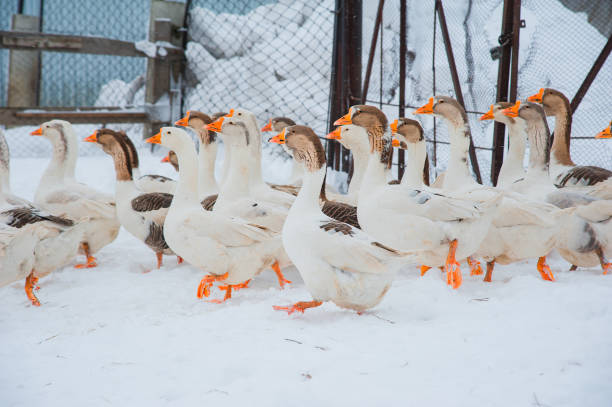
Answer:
[
  {"xmin": 344, "ymin": 0, "xmax": 362, "ymax": 173},
  {"xmin": 361, "ymin": 0, "xmax": 384, "ymax": 103},
  {"xmin": 397, "ymin": 0, "xmax": 406, "ymax": 181},
  {"xmin": 327, "ymin": 0, "xmax": 344, "ymax": 169},
  {"xmin": 435, "ymin": 0, "xmax": 482, "ymax": 184},
  {"xmin": 570, "ymin": 35, "xmax": 612, "ymax": 113},
  {"xmin": 509, "ymin": 0, "xmax": 521, "ymax": 102},
  {"xmin": 490, "ymin": 0, "xmax": 514, "ymax": 185}
]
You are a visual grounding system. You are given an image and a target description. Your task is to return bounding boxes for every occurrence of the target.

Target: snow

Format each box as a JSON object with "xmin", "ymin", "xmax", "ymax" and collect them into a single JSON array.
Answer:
[
  {"xmin": 135, "ymin": 40, "xmax": 158, "ymax": 58},
  {"xmin": 1, "ymin": 150, "xmax": 612, "ymax": 406}
]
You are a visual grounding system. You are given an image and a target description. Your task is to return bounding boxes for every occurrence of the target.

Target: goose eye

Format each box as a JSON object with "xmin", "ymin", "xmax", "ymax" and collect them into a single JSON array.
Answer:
[
  {"xmin": 238, "ymin": 112, "xmax": 242, "ymax": 116},
  {"xmin": 438, "ymin": 100, "xmax": 444, "ymax": 104}
]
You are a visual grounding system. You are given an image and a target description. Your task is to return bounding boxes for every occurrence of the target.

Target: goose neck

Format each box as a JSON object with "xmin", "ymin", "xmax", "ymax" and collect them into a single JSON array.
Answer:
[
  {"xmin": 443, "ymin": 121, "xmax": 475, "ymax": 190},
  {"xmin": 497, "ymin": 123, "xmax": 527, "ymax": 187},
  {"xmin": 41, "ymin": 139, "xmax": 69, "ymax": 185},
  {"xmin": 347, "ymin": 146, "xmax": 369, "ymax": 198},
  {"xmin": 401, "ymin": 142, "xmax": 426, "ymax": 188},
  {"xmin": 360, "ymin": 152, "xmax": 389, "ymax": 204},
  {"xmin": 198, "ymin": 140, "xmax": 218, "ymax": 197},
  {"xmin": 551, "ymin": 109, "xmax": 574, "ymax": 166},
  {"xmin": 244, "ymin": 123, "xmax": 264, "ymax": 187},
  {"xmin": 525, "ymin": 120, "xmax": 551, "ymax": 177},
  {"xmin": 292, "ymin": 166, "xmax": 326, "ymax": 214},
  {"xmin": 219, "ymin": 141, "xmax": 250, "ymax": 202},
  {"xmin": 173, "ymin": 140, "xmax": 200, "ymax": 206}
]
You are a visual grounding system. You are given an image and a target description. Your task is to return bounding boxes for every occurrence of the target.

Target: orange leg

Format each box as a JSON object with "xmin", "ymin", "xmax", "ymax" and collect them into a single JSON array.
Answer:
[
  {"xmin": 596, "ymin": 248, "xmax": 611, "ymax": 275},
  {"xmin": 177, "ymin": 256, "xmax": 184, "ymax": 264},
  {"xmin": 156, "ymin": 252, "xmax": 163, "ymax": 269},
  {"xmin": 444, "ymin": 240, "xmax": 462, "ymax": 289},
  {"xmin": 74, "ymin": 242, "xmax": 97, "ymax": 269},
  {"xmin": 208, "ymin": 280, "xmax": 251, "ymax": 303},
  {"xmin": 419, "ymin": 265, "xmax": 431, "ymax": 276},
  {"xmin": 271, "ymin": 261, "xmax": 292, "ymax": 288},
  {"xmin": 483, "ymin": 260, "xmax": 495, "ymax": 282},
  {"xmin": 273, "ymin": 300, "xmax": 323, "ymax": 315},
  {"xmin": 467, "ymin": 257, "xmax": 483, "ymax": 276},
  {"xmin": 25, "ymin": 271, "xmax": 40, "ymax": 306},
  {"xmin": 197, "ymin": 272, "xmax": 229, "ymax": 298},
  {"xmin": 537, "ymin": 256, "xmax": 555, "ymax": 281}
]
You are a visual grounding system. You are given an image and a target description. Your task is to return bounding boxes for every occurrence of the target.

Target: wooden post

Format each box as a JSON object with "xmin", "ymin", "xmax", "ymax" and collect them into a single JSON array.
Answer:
[
  {"xmin": 7, "ymin": 14, "xmax": 40, "ymax": 107},
  {"xmin": 144, "ymin": 0, "xmax": 187, "ymax": 138}
]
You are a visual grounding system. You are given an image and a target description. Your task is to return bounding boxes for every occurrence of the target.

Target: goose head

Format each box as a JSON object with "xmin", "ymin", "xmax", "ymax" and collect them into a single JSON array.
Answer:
[
  {"xmin": 325, "ymin": 124, "xmax": 370, "ymax": 153},
  {"xmin": 527, "ymin": 88, "xmax": 570, "ymax": 116},
  {"xmin": 175, "ymin": 110, "xmax": 215, "ymax": 146},
  {"xmin": 30, "ymin": 120, "xmax": 72, "ymax": 147},
  {"xmin": 270, "ymin": 125, "xmax": 326, "ymax": 172},
  {"xmin": 145, "ymin": 127, "xmax": 191, "ymax": 152},
  {"xmin": 334, "ymin": 105, "xmax": 392, "ymax": 168},
  {"xmin": 261, "ymin": 117, "xmax": 296, "ymax": 133},
  {"xmin": 161, "ymin": 151, "xmax": 179, "ymax": 171},
  {"xmin": 415, "ymin": 96, "xmax": 467, "ymax": 128},
  {"xmin": 206, "ymin": 115, "xmax": 250, "ymax": 148},
  {"xmin": 85, "ymin": 129, "xmax": 133, "ymax": 179},
  {"xmin": 595, "ymin": 122, "xmax": 611, "ymax": 139},
  {"xmin": 390, "ymin": 118, "xmax": 424, "ymax": 149}
]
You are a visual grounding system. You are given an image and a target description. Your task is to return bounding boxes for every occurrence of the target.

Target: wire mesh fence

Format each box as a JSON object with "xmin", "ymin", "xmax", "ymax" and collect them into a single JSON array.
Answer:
[
  {"xmin": 363, "ymin": 0, "xmax": 611, "ymax": 185},
  {"xmin": 182, "ymin": 0, "xmax": 335, "ymax": 139}
]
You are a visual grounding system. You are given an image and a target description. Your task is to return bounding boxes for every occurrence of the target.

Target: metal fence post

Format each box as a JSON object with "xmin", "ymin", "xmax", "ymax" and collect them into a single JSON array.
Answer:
[
  {"xmin": 490, "ymin": 0, "xmax": 514, "ymax": 185},
  {"xmin": 435, "ymin": 0, "xmax": 482, "ymax": 184},
  {"xmin": 397, "ymin": 0, "xmax": 406, "ymax": 181}
]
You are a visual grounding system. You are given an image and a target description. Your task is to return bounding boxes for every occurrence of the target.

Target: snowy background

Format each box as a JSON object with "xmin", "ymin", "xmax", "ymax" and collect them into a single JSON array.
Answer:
[{"xmin": 1, "ymin": 1, "xmax": 612, "ymax": 404}]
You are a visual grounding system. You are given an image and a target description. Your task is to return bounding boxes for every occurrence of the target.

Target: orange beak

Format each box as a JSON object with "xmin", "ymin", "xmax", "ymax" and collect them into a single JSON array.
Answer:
[
  {"xmin": 415, "ymin": 97, "xmax": 434, "ymax": 115},
  {"xmin": 326, "ymin": 127, "xmax": 342, "ymax": 140},
  {"xmin": 391, "ymin": 138, "xmax": 400, "ymax": 147},
  {"xmin": 146, "ymin": 131, "xmax": 162, "ymax": 144},
  {"xmin": 207, "ymin": 117, "xmax": 224, "ymax": 132},
  {"xmin": 225, "ymin": 109, "xmax": 234, "ymax": 118},
  {"xmin": 502, "ymin": 101, "xmax": 521, "ymax": 117},
  {"xmin": 269, "ymin": 128, "xmax": 286, "ymax": 144},
  {"xmin": 175, "ymin": 111, "xmax": 190, "ymax": 126},
  {"xmin": 595, "ymin": 124, "xmax": 611, "ymax": 139},
  {"xmin": 261, "ymin": 120, "xmax": 273, "ymax": 132},
  {"xmin": 527, "ymin": 88, "xmax": 544, "ymax": 103},
  {"xmin": 84, "ymin": 132, "xmax": 98, "ymax": 142},
  {"xmin": 334, "ymin": 112, "xmax": 352, "ymax": 125},
  {"xmin": 30, "ymin": 127, "xmax": 43, "ymax": 136},
  {"xmin": 480, "ymin": 105, "xmax": 495, "ymax": 121},
  {"xmin": 161, "ymin": 154, "xmax": 171, "ymax": 163},
  {"xmin": 390, "ymin": 119, "xmax": 399, "ymax": 132}
]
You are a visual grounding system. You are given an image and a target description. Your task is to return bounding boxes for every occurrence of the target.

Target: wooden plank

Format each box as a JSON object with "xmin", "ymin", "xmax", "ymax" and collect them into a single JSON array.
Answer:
[
  {"xmin": 7, "ymin": 15, "xmax": 40, "ymax": 107},
  {"xmin": 0, "ymin": 30, "xmax": 184, "ymax": 60},
  {"xmin": 0, "ymin": 108, "xmax": 149, "ymax": 126}
]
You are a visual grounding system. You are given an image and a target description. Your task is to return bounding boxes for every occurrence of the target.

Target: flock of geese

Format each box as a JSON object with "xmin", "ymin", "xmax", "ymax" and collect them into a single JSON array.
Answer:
[{"xmin": 1, "ymin": 87, "xmax": 611, "ymax": 313}]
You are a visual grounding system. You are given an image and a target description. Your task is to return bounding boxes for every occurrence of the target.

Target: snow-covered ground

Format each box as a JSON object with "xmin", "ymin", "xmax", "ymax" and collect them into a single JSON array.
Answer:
[{"xmin": 1, "ymin": 147, "xmax": 612, "ymax": 406}]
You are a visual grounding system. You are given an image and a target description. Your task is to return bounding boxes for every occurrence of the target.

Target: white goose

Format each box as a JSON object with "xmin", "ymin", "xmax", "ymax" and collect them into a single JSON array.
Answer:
[
  {"xmin": 324, "ymin": 124, "xmax": 371, "ymax": 204},
  {"xmin": 336, "ymin": 105, "xmax": 502, "ymax": 289},
  {"xmin": 416, "ymin": 97, "xmax": 559, "ymax": 282},
  {"xmin": 1, "ymin": 129, "xmax": 87, "ymax": 306},
  {"xmin": 174, "ymin": 110, "xmax": 220, "ymax": 200},
  {"xmin": 269, "ymin": 125, "xmax": 415, "ymax": 313},
  {"xmin": 222, "ymin": 109, "xmax": 295, "ymax": 208},
  {"xmin": 85, "ymin": 129, "xmax": 177, "ymax": 269},
  {"xmin": 31, "ymin": 120, "xmax": 120, "ymax": 268},
  {"xmin": 146, "ymin": 127, "xmax": 289, "ymax": 303},
  {"xmin": 205, "ymin": 114, "xmax": 292, "ymax": 287},
  {"xmin": 261, "ymin": 116, "xmax": 302, "ymax": 194},
  {"xmin": 501, "ymin": 101, "xmax": 611, "ymax": 275},
  {"xmin": 527, "ymin": 88, "xmax": 611, "ymax": 189}
]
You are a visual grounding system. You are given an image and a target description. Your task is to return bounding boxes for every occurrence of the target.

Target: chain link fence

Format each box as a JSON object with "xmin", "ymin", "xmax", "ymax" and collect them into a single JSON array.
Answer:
[
  {"xmin": 183, "ymin": 0, "xmax": 334, "ymax": 138},
  {"xmin": 364, "ymin": 0, "xmax": 611, "ymax": 184}
]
